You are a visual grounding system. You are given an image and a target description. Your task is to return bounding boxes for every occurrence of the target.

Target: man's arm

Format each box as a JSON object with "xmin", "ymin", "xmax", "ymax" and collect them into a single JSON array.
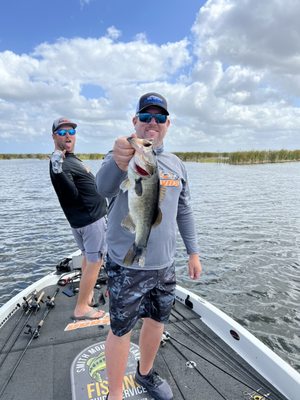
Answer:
[
  {"xmin": 177, "ymin": 208, "xmax": 202, "ymax": 280},
  {"xmin": 187, "ymin": 253, "xmax": 202, "ymax": 280},
  {"xmin": 50, "ymin": 151, "xmax": 79, "ymax": 198},
  {"xmin": 177, "ymin": 171, "xmax": 202, "ymax": 280}
]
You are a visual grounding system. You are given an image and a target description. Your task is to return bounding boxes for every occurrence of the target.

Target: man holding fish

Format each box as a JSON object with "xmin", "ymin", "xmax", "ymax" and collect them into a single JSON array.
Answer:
[{"xmin": 96, "ymin": 93, "xmax": 202, "ymax": 400}]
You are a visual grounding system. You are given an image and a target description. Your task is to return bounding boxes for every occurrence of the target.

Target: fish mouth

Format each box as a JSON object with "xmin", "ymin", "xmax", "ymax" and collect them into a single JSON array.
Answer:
[
  {"xmin": 133, "ymin": 156, "xmax": 155, "ymax": 176},
  {"xmin": 128, "ymin": 137, "xmax": 155, "ymax": 176},
  {"xmin": 134, "ymin": 163, "xmax": 150, "ymax": 176},
  {"xmin": 127, "ymin": 137, "xmax": 153, "ymax": 150}
]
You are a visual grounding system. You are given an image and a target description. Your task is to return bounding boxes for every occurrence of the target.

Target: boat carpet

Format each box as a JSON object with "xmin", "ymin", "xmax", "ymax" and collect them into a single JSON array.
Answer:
[{"xmin": 0, "ymin": 282, "xmax": 287, "ymax": 400}]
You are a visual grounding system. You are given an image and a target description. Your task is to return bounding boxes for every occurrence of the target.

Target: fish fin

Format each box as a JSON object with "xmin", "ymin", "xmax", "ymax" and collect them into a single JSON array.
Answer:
[
  {"xmin": 120, "ymin": 178, "xmax": 131, "ymax": 192},
  {"xmin": 121, "ymin": 214, "xmax": 136, "ymax": 233},
  {"xmin": 138, "ymin": 256, "xmax": 145, "ymax": 267},
  {"xmin": 159, "ymin": 185, "xmax": 166, "ymax": 203},
  {"xmin": 153, "ymin": 207, "xmax": 162, "ymax": 227},
  {"xmin": 134, "ymin": 178, "xmax": 143, "ymax": 196},
  {"xmin": 123, "ymin": 246, "xmax": 135, "ymax": 266},
  {"xmin": 123, "ymin": 244, "xmax": 146, "ymax": 267}
]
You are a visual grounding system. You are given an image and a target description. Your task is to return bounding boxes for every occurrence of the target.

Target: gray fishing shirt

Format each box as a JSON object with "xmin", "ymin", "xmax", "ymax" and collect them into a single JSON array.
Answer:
[{"xmin": 96, "ymin": 146, "xmax": 199, "ymax": 270}]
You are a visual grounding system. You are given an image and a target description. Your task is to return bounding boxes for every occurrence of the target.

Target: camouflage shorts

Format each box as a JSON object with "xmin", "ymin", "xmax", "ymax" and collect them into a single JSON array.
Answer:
[{"xmin": 105, "ymin": 256, "xmax": 176, "ymax": 337}]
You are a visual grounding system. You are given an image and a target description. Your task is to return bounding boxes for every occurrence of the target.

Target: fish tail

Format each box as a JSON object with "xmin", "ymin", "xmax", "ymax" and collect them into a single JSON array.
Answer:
[{"xmin": 123, "ymin": 244, "xmax": 145, "ymax": 266}]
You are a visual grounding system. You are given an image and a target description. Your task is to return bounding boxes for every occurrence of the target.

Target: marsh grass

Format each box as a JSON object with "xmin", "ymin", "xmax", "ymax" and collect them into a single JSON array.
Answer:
[
  {"xmin": 174, "ymin": 150, "xmax": 300, "ymax": 164},
  {"xmin": 0, "ymin": 153, "xmax": 105, "ymax": 160},
  {"xmin": 227, "ymin": 149, "xmax": 300, "ymax": 164},
  {"xmin": 1, "ymin": 150, "xmax": 299, "ymax": 164}
]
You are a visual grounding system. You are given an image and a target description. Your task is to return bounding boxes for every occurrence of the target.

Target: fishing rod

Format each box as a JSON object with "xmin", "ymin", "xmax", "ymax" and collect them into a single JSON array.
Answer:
[
  {"xmin": 169, "ymin": 306, "xmax": 281, "ymax": 399},
  {"xmin": 0, "ymin": 288, "xmax": 59, "ymax": 399},
  {"xmin": 162, "ymin": 330, "xmax": 280, "ymax": 400},
  {"xmin": 0, "ymin": 290, "xmax": 37, "ymax": 356},
  {"xmin": 161, "ymin": 331, "xmax": 228, "ymax": 400},
  {"xmin": 0, "ymin": 290, "xmax": 44, "ymax": 371}
]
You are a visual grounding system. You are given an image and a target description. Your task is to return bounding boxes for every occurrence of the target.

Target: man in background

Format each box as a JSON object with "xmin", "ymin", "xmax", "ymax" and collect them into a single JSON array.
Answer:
[{"xmin": 50, "ymin": 117, "xmax": 107, "ymax": 320}]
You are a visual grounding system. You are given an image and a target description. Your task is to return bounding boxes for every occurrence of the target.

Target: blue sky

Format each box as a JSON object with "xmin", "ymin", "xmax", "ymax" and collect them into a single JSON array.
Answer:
[
  {"xmin": 1, "ymin": 0, "xmax": 300, "ymax": 154},
  {"xmin": 0, "ymin": 0, "xmax": 202, "ymax": 53}
]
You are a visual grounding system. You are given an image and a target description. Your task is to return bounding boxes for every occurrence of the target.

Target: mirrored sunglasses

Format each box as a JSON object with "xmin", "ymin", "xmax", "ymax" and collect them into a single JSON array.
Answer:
[
  {"xmin": 137, "ymin": 113, "xmax": 167, "ymax": 124},
  {"xmin": 55, "ymin": 129, "xmax": 76, "ymax": 136}
]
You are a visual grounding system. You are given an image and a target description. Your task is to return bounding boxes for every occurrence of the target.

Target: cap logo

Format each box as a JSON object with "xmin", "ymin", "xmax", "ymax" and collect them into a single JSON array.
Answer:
[{"xmin": 144, "ymin": 95, "xmax": 164, "ymax": 106}]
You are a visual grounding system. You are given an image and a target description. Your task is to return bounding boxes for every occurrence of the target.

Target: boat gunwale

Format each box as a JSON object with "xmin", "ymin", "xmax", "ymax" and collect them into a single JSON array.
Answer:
[{"xmin": 175, "ymin": 285, "xmax": 300, "ymax": 400}]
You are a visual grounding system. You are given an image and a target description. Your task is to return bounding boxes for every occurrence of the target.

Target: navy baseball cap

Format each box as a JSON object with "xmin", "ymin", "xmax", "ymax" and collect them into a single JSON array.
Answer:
[
  {"xmin": 52, "ymin": 117, "xmax": 77, "ymax": 133},
  {"xmin": 136, "ymin": 92, "xmax": 169, "ymax": 115}
]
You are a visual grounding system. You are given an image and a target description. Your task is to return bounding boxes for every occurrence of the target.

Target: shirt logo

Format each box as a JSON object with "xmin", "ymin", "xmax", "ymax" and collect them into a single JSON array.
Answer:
[{"xmin": 159, "ymin": 171, "xmax": 180, "ymax": 187}]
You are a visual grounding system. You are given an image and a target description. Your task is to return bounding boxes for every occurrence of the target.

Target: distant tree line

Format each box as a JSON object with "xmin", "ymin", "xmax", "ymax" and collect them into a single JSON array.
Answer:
[
  {"xmin": 174, "ymin": 152, "xmax": 229, "ymax": 163},
  {"xmin": 0, "ymin": 153, "xmax": 105, "ymax": 160},
  {"xmin": 0, "ymin": 153, "xmax": 49, "ymax": 160},
  {"xmin": 0, "ymin": 150, "xmax": 299, "ymax": 164},
  {"xmin": 76, "ymin": 153, "xmax": 104, "ymax": 160}
]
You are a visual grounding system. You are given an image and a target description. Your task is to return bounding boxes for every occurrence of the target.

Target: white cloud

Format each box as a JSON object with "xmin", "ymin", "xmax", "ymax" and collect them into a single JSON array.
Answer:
[
  {"xmin": 106, "ymin": 26, "xmax": 122, "ymax": 40},
  {"xmin": 1, "ymin": 0, "xmax": 300, "ymax": 153},
  {"xmin": 31, "ymin": 37, "xmax": 190, "ymax": 87},
  {"xmin": 79, "ymin": 0, "xmax": 93, "ymax": 8},
  {"xmin": 192, "ymin": 0, "xmax": 300, "ymax": 71}
]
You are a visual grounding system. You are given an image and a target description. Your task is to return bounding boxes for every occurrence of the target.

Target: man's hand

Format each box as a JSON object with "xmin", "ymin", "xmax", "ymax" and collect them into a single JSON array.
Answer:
[
  {"xmin": 113, "ymin": 134, "xmax": 136, "ymax": 171},
  {"xmin": 188, "ymin": 254, "xmax": 202, "ymax": 280},
  {"xmin": 51, "ymin": 150, "xmax": 66, "ymax": 174}
]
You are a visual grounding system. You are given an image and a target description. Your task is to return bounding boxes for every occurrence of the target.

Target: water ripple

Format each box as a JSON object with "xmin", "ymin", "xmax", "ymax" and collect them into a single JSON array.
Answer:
[{"xmin": 1, "ymin": 159, "xmax": 300, "ymax": 371}]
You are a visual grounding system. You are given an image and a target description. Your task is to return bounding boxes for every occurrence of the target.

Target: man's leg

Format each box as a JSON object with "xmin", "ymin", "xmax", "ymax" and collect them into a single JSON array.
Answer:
[
  {"xmin": 134, "ymin": 264, "xmax": 175, "ymax": 400},
  {"xmin": 135, "ymin": 318, "xmax": 173, "ymax": 400},
  {"xmin": 138, "ymin": 318, "xmax": 164, "ymax": 375},
  {"xmin": 105, "ymin": 329, "xmax": 131, "ymax": 400},
  {"xmin": 72, "ymin": 218, "xmax": 106, "ymax": 318},
  {"xmin": 73, "ymin": 258, "xmax": 104, "ymax": 318},
  {"xmin": 80, "ymin": 255, "xmax": 96, "ymax": 305}
]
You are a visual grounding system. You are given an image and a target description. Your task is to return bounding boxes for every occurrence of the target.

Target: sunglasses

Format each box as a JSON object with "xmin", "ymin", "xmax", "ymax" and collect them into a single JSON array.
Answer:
[
  {"xmin": 137, "ymin": 113, "xmax": 167, "ymax": 124},
  {"xmin": 55, "ymin": 128, "xmax": 76, "ymax": 136}
]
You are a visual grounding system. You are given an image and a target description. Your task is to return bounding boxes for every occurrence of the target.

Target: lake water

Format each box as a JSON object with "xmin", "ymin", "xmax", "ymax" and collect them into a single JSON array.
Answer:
[{"xmin": 0, "ymin": 159, "xmax": 299, "ymax": 372}]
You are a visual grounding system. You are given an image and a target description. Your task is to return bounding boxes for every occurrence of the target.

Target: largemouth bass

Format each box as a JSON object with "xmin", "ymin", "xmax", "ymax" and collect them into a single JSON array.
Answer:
[{"xmin": 120, "ymin": 137, "xmax": 163, "ymax": 267}]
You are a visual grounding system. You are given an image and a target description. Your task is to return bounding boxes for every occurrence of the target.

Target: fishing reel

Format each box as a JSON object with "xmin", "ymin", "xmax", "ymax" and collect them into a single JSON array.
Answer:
[
  {"xmin": 46, "ymin": 289, "xmax": 60, "ymax": 308},
  {"xmin": 30, "ymin": 297, "xmax": 44, "ymax": 312},
  {"xmin": 161, "ymin": 331, "xmax": 171, "ymax": 347},
  {"xmin": 56, "ymin": 257, "xmax": 72, "ymax": 273},
  {"xmin": 24, "ymin": 324, "xmax": 40, "ymax": 339}
]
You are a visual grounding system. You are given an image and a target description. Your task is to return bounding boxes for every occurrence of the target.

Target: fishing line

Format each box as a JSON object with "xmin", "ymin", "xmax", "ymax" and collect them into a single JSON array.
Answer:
[
  {"xmin": 159, "ymin": 346, "xmax": 196, "ymax": 400},
  {"xmin": 170, "ymin": 307, "xmax": 250, "ymax": 373},
  {"xmin": 165, "ymin": 322, "xmax": 284, "ymax": 400},
  {"xmin": 173, "ymin": 321, "xmax": 243, "ymax": 378},
  {"xmin": 170, "ymin": 309, "xmax": 262, "ymax": 389},
  {"xmin": 170, "ymin": 305, "xmax": 279, "ymax": 396},
  {"xmin": 167, "ymin": 332, "xmax": 257, "ymax": 393},
  {"xmin": 163, "ymin": 335, "xmax": 228, "ymax": 400}
]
